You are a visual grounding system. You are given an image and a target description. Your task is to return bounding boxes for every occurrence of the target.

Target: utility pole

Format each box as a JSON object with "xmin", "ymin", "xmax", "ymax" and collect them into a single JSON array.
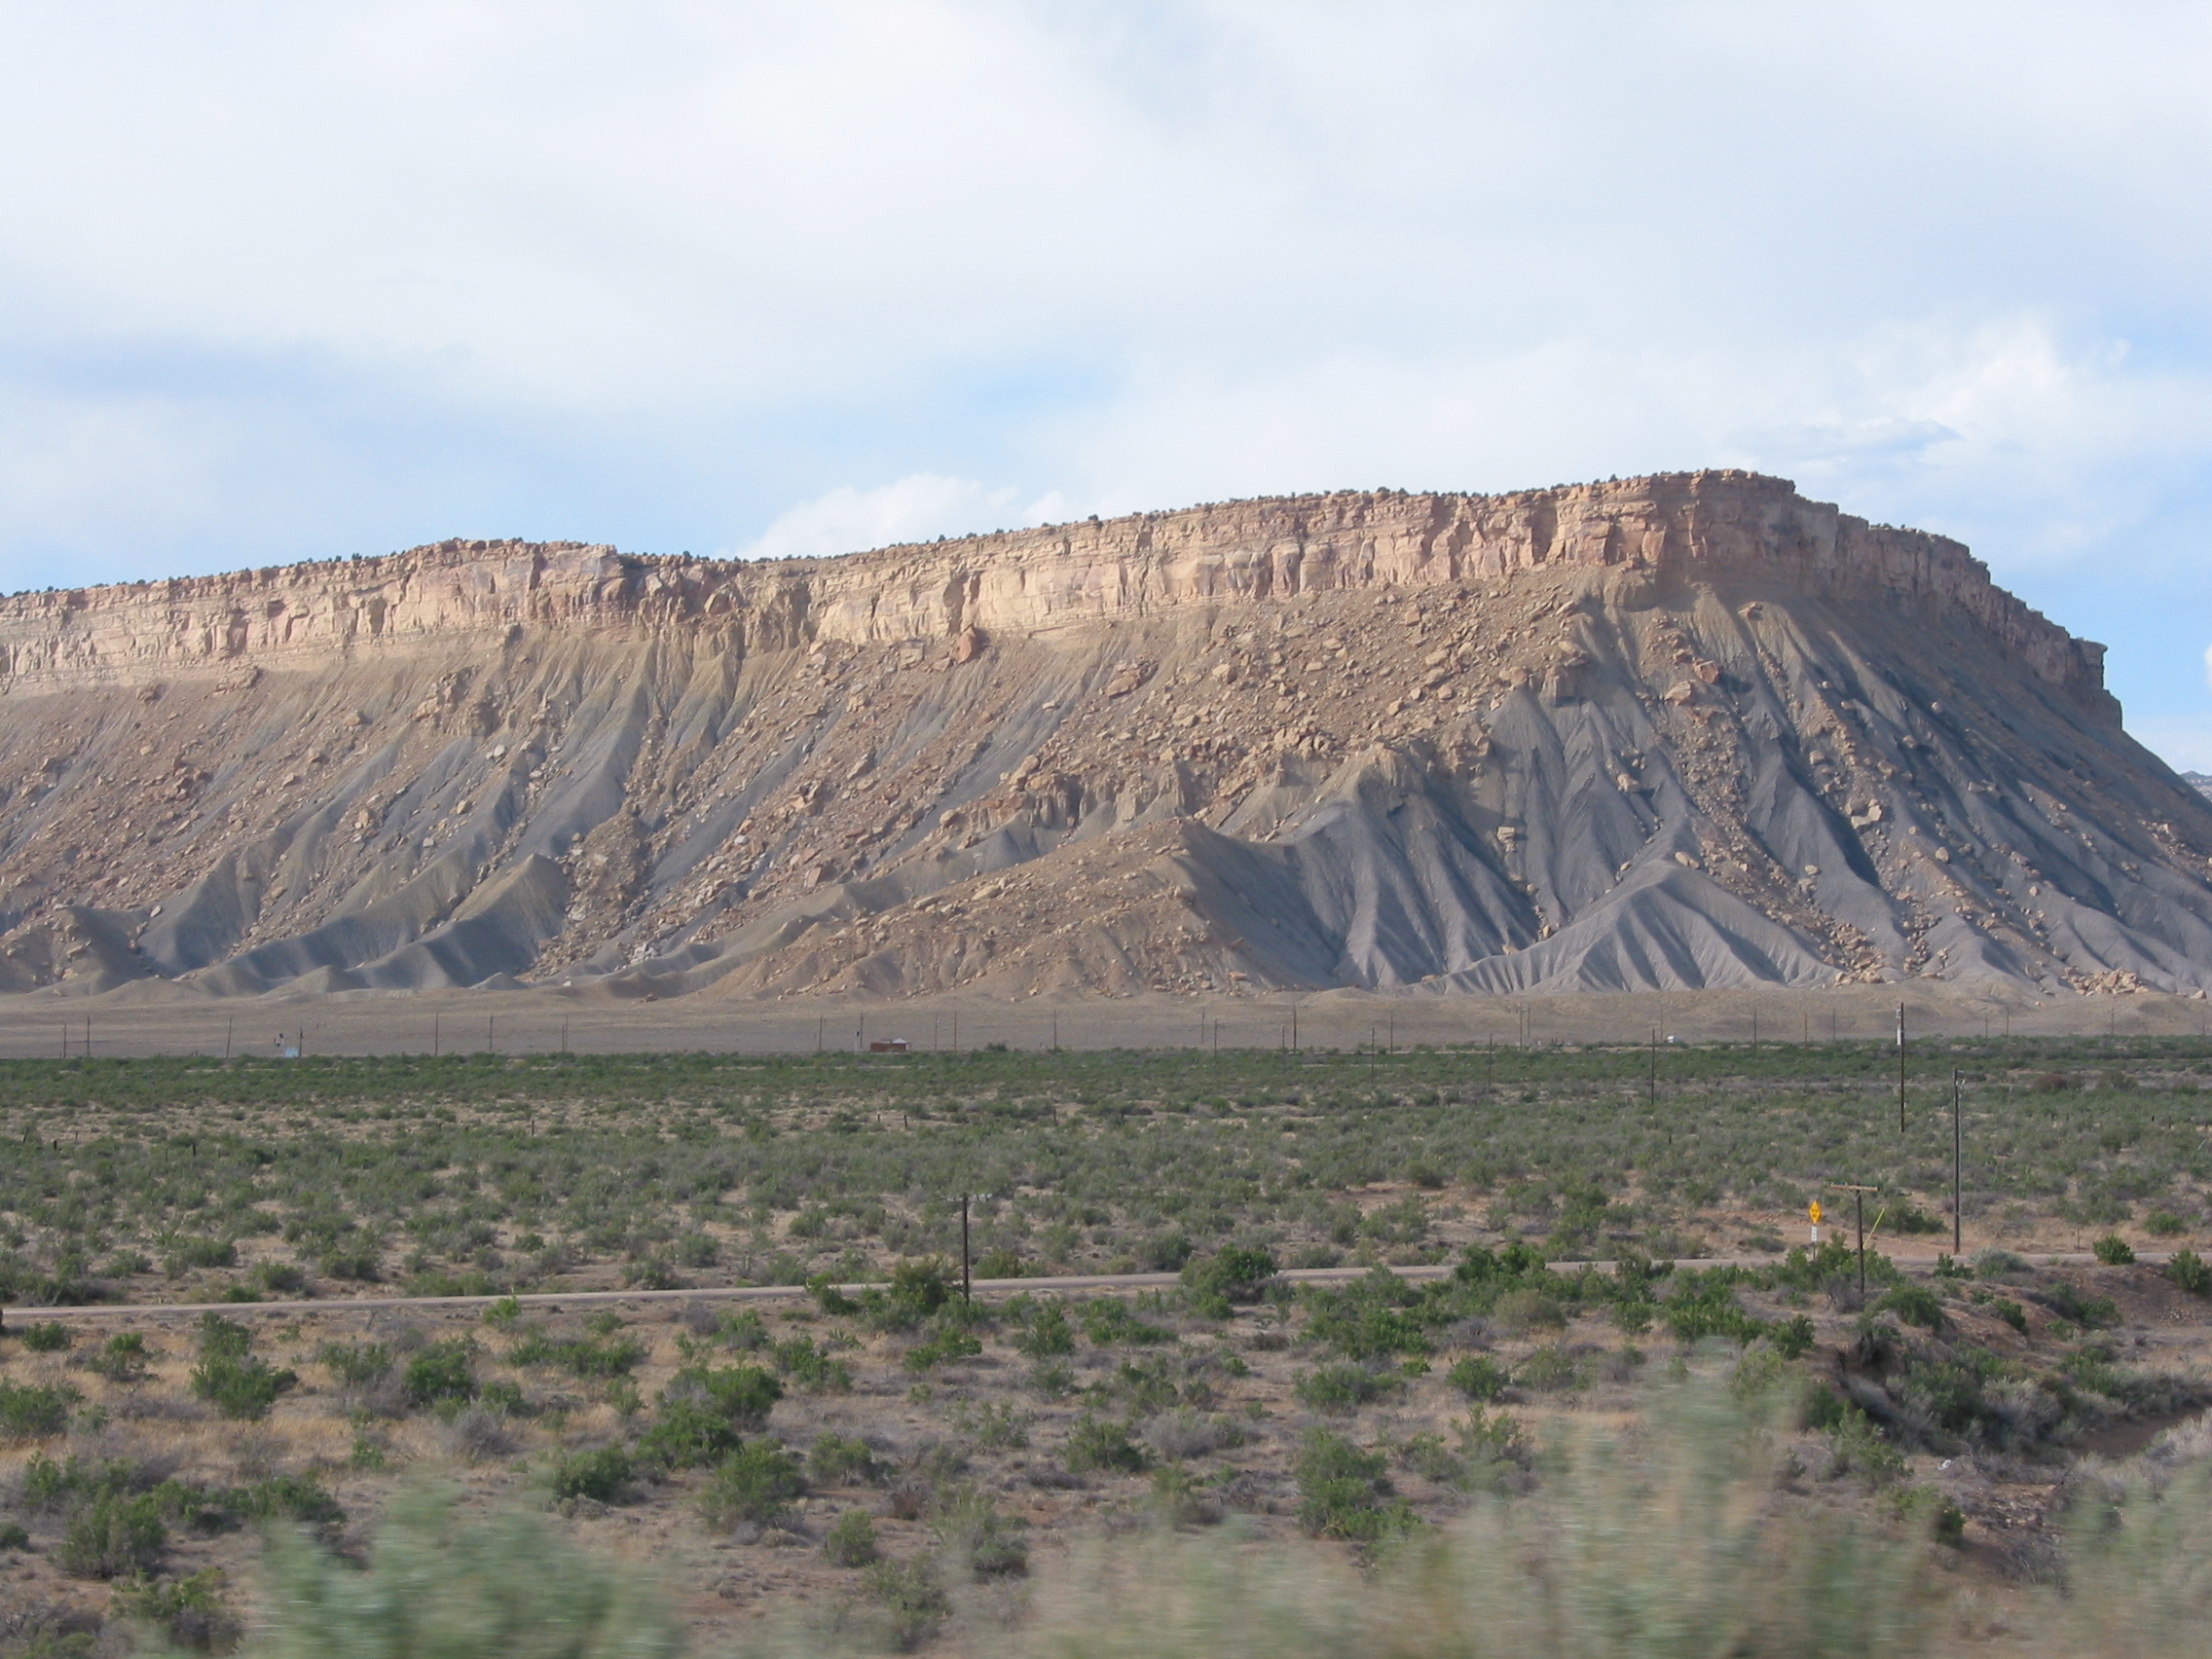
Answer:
[
  {"xmin": 1897, "ymin": 1003, "xmax": 1906, "ymax": 1133},
  {"xmin": 1649, "ymin": 1027, "xmax": 1658, "ymax": 1110},
  {"xmin": 432, "ymin": 1013, "xmax": 440, "ymax": 1057},
  {"xmin": 487, "ymin": 1015, "xmax": 495, "ymax": 1055},
  {"xmin": 224, "ymin": 1017, "xmax": 233, "ymax": 1061},
  {"xmin": 1291, "ymin": 1004, "xmax": 1298, "ymax": 1051},
  {"xmin": 1952, "ymin": 1069, "xmax": 1964, "ymax": 1256},
  {"xmin": 961, "ymin": 1194, "xmax": 973, "ymax": 1304},
  {"xmin": 1838, "ymin": 1184, "xmax": 1880, "ymax": 1300}
]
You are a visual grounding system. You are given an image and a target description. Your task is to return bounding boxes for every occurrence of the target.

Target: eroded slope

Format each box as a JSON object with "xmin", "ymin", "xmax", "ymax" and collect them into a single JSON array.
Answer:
[{"xmin": 0, "ymin": 471, "xmax": 2206, "ymax": 1000}]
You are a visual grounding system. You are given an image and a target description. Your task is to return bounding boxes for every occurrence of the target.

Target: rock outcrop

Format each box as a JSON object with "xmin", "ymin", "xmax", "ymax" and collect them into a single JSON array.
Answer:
[{"xmin": 0, "ymin": 470, "xmax": 2206, "ymax": 1001}]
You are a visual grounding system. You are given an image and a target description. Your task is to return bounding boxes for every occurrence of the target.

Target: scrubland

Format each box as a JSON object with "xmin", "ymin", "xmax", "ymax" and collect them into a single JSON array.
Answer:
[{"xmin": 3, "ymin": 1037, "xmax": 2212, "ymax": 1654}]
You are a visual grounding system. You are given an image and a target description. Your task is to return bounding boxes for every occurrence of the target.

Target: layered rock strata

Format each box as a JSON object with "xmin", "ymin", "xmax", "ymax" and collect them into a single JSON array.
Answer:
[{"xmin": 0, "ymin": 470, "xmax": 2204, "ymax": 1000}]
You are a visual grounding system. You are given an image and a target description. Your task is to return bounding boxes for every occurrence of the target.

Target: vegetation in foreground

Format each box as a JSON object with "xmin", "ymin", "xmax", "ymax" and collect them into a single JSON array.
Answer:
[
  {"xmin": 2, "ymin": 1231, "xmax": 2208, "ymax": 1653},
  {"xmin": 24, "ymin": 1379, "xmax": 2212, "ymax": 1658},
  {"xmin": 3, "ymin": 1036, "xmax": 2211, "ymax": 1652}
]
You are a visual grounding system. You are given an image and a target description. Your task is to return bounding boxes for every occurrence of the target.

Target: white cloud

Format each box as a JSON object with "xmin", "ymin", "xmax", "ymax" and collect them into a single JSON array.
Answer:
[
  {"xmin": 735, "ymin": 475, "xmax": 1054, "ymax": 563},
  {"xmin": 0, "ymin": 2, "xmax": 2210, "ymax": 752}
]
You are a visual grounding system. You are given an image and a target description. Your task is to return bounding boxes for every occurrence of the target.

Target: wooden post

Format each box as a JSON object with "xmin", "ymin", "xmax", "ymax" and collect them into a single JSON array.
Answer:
[
  {"xmin": 1898, "ymin": 1003, "xmax": 1907, "ymax": 1133},
  {"xmin": 961, "ymin": 1195, "xmax": 972, "ymax": 1304},
  {"xmin": 1836, "ymin": 1185, "xmax": 1881, "ymax": 1300}
]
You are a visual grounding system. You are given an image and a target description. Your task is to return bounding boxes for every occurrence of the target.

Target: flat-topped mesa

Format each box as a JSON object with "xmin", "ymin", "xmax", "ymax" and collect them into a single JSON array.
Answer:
[{"xmin": 0, "ymin": 470, "xmax": 2104, "ymax": 703}]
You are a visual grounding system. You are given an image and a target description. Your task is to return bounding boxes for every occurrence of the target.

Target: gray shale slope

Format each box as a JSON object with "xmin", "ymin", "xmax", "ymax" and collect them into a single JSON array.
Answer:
[{"xmin": 0, "ymin": 470, "xmax": 2207, "ymax": 1002}]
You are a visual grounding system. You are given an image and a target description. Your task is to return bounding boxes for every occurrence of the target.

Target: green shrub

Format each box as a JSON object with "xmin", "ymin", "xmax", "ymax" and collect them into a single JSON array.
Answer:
[
  {"xmin": 2037, "ymin": 1281, "xmax": 2120, "ymax": 1328},
  {"xmin": 698, "ymin": 1440, "xmax": 805, "ymax": 1529},
  {"xmin": 190, "ymin": 1355, "xmax": 295, "ymax": 1419},
  {"xmin": 2168, "ymin": 1248, "xmax": 2212, "ymax": 1297},
  {"xmin": 318, "ymin": 1339, "xmax": 395, "ymax": 1386},
  {"xmin": 116, "ymin": 1566, "xmax": 240, "ymax": 1653},
  {"xmin": 1514, "ymin": 1344, "xmax": 1588, "ymax": 1394},
  {"xmin": 948, "ymin": 1398, "xmax": 1031, "ymax": 1449},
  {"xmin": 823, "ymin": 1507, "xmax": 878, "ymax": 1567},
  {"xmin": 1064, "ymin": 1415, "xmax": 1150, "ymax": 1475},
  {"xmin": 1445, "ymin": 1355, "xmax": 1510, "ymax": 1401},
  {"xmin": 1772, "ymin": 1314, "xmax": 1818, "ymax": 1359},
  {"xmin": 88, "ymin": 1331, "xmax": 150, "ymax": 1383},
  {"xmin": 1494, "ymin": 1287, "xmax": 1567, "ymax": 1331},
  {"xmin": 903, "ymin": 1324, "xmax": 984, "ymax": 1373},
  {"xmin": 166, "ymin": 1237, "xmax": 238, "ymax": 1273},
  {"xmin": 2146, "ymin": 1210, "xmax": 2188, "ymax": 1238},
  {"xmin": 1081, "ymin": 1298, "xmax": 1173, "ymax": 1346},
  {"xmin": 639, "ymin": 1365, "xmax": 782, "ymax": 1468},
  {"xmin": 506, "ymin": 1322, "xmax": 647, "ymax": 1379},
  {"xmin": 482, "ymin": 1295, "xmax": 523, "ymax": 1329},
  {"xmin": 773, "ymin": 1333, "xmax": 854, "ymax": 1392},
  {"xmin": 0, "ymin": 1521, "xmax": 27, "ymax": 1550},
  {"xmin": 933, "ymin": 1487, "xmax": 1028, "ymax": 1577},
  {"xmin": 1015, "ymin": 1302, "xmax": 1075, "ymax": 1357},
  {"xmin": 1294, "ymin": 1362, "xmax": 1401, "ymax": 1414},
  {"xmin": 401, "ymin": 1339, "xmax": 478, "ymax": 1409},
  {"xmin": 549, "ymin": 1444, "xmax": 634, "ymax": 1503},
  {"xmin": 248, "ymin": 1492, "xmax": 682, "ymax": 1656},
  {"xmin": 717, "ymin": 1309, "xmax": 770, "ymax": 1350},
  {"xmin": 196, "ymin": 1312, "xmax": 252, "ymax": 1358},
  {"xmin": 19, "ymin": 1319, "xmax": 70, "ymax": 1352},
  {"xmin": 255, "ymin": 1260, "xmax": 310, "ymax": 1295},
  {"xmin": 863, "ymin": 1258, "xmax": 952, "ymax": 1331},
  {"xmin": 2093, "ymin": 1234, "xmax": 2137, "ymax": 1266},
  {"xmin": 189, "ymin": 1322, "xmax": 298, "ymax": 1421},
  {"xmin": 1295, "ymin": 1428, "xmax": 1415, "ymax": 1542},
  {"xmin": 1181, "ymin": 1245, "xmax": 1278, "ymax": 1316},
  {"xmin": 230, "ymin": 1471, "xmax": 346, "ymax": 1531},
  {"xmin": 1664, "ymin": 1275, "xmax": 1767, "ymax": 1343},
  {"xmin": 809, "ymin": 1432, "xmax": 889, "ymax": 1487},
  {"xmin": 862, "ymin": 1557, "xmax": 949, "ymax": 1650},
  {"xmin": 1876, "ymin": 1284, "xmax": 1945, "ymax": 1331},
  {"xmin": 318, "ymin": 1244, "xmax": 382, "ymax": 1281},
  {"xmin": 57, "ymin": 1491, "xmax": 166, "ymax": 1579}
]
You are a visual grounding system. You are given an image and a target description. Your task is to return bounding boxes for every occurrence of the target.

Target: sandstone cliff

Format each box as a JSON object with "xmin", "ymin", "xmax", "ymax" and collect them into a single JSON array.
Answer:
[{"xmin": 0, "ymin": 470, "xmax": 2204, "ymax": 1001}]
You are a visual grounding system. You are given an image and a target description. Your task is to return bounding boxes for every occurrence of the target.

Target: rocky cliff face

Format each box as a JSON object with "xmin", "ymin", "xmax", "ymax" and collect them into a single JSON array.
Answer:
[{"xmin": 0, "ymin": 470, "xmax": 2204, "ymax": 1001}]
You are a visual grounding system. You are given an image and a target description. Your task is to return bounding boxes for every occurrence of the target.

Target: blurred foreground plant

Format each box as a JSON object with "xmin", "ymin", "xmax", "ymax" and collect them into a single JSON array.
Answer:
[{"xmin": 237, "ymin": 1490, "xmax": 680, "ymax": 1659}]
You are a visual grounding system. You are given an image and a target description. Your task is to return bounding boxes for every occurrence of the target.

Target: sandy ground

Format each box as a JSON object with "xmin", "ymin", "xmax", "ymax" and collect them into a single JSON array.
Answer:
[{"xmin": 0, "ymin": 981, "xmax": 2207, "ymax": 1060}]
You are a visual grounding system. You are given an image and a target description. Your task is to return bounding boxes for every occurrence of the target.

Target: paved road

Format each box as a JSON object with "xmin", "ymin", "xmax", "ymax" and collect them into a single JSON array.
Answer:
[{"xmin": 7, "ymin": 1250, "xmax": 2159, "ymax": 1324}]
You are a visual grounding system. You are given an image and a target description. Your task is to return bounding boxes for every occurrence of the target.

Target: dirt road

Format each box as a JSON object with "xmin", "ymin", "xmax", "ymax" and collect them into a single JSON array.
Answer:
[{"xmin": 10, "ymin": 1250, "xmax": 2157, "ymax": 1325}]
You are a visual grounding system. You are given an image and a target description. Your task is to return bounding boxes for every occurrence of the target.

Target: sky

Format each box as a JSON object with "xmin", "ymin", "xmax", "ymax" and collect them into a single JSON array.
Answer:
[{"xmin": 3, "ymin": 3, "xmax": 2210, "ymax": 766}]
